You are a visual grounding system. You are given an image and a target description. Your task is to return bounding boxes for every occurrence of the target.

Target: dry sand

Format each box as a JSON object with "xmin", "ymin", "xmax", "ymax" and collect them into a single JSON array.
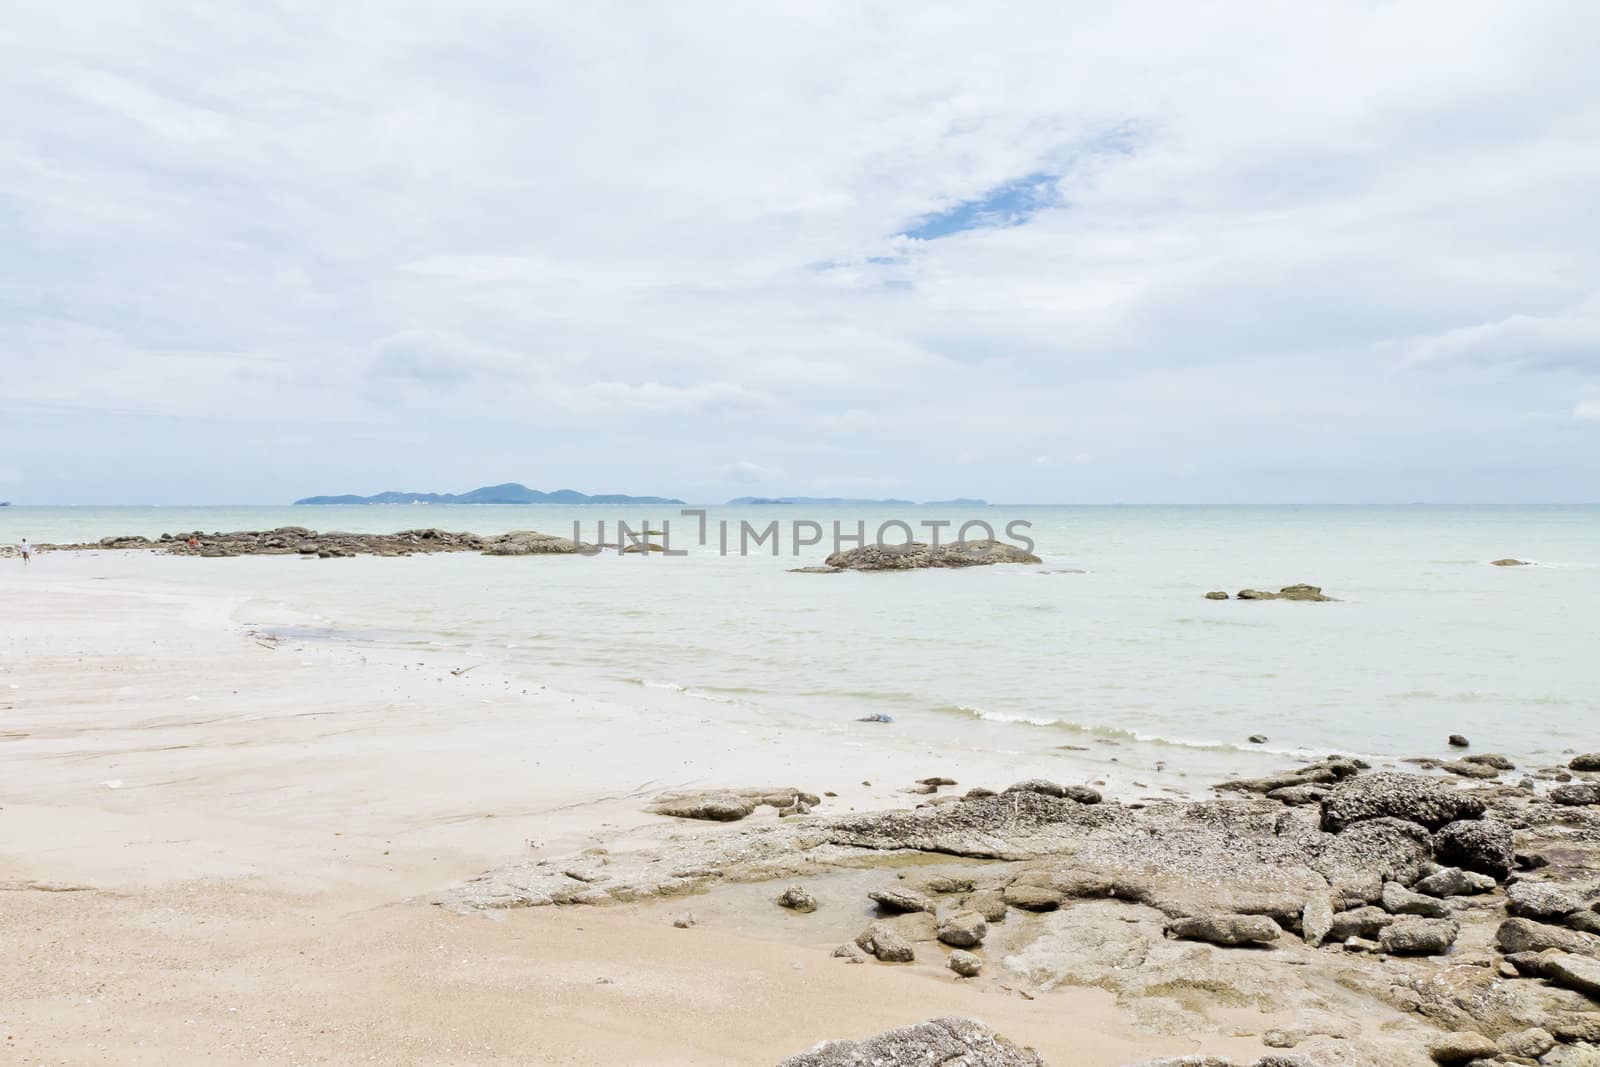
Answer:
[{"xmin": 1, "ymin": 562, "xmax": 1273, "ymax": 1065}]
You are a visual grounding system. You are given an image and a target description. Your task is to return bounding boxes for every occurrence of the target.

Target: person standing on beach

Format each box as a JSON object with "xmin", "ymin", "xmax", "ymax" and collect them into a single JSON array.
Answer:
[{"xmin": 19, "ymin": 538, "xmax": 33, "ymax": 565}]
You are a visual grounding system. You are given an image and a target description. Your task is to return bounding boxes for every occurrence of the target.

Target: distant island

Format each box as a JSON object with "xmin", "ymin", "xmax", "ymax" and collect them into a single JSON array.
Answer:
[
  {"xmin": 725, "ymin": 496, "xmax": 988, "ymax": 506},
  {"xmin": 294, "ymin": 482, "xmax": 685, "ymax": 506}
]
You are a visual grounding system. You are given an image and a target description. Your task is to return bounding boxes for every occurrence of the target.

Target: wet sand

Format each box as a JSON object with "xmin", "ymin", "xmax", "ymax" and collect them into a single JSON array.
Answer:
[{"xmin": 1, "ymin": 562, "xmax": 1276, "ymax": 1065}]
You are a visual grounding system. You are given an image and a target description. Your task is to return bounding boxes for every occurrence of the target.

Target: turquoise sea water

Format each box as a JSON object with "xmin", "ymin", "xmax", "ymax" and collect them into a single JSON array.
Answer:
[{"xmin": 4, "ymin": 504, "xmax": 1596, "ymax": 765}]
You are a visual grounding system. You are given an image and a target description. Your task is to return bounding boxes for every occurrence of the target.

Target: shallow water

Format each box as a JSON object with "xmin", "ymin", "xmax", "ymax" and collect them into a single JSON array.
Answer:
[{"xmin": 4, "ymin": 503, "xmax": 1596, "ymax": 765}]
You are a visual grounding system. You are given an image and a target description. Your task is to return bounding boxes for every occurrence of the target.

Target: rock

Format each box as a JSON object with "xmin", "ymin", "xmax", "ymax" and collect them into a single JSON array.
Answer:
[
  {"xmin": 1571, "ymin": 754, "xmax": 1600, "ymax": 771},
  {"xmin": 966, "ymin": 889, "xmax": 1007, "ymax": 923},
  {"xmin": 855, "ymin": 922, "xmax": 915, "ymax": 963},
  {"xmin": 1205, "ymin": 591, "xmax": 1229, "ymax": 600},
  {"xmin": 856, "ymin": 713, "xmax": 894, "ymax": 723},
  {"xmin": 1570, "ymin": 912, "xmax": 1600, "ymax": 936},
  {"xmin": 1490, "ymin": 558, "xmax": 1530, "ymax": 566},
  {"xmin": 777, "ymin": 886, "xmax": 818, "ymax": 913},
  {"xmin": 1463, "ymin": 753, "xmax": 1516, "ymax": 770},
  {"xmin": 672, "ymin": 914, "xmax": 696, "ymax": 928},
  {"xmin": 937, "ymin": 911, "xmax": 988, "ymax": 948},
  {"xmin": 1448, "ymin": 735, "xmax": 1470, "ymax": 748},
  {"xmin": 1553, "ymin": 783, "xmax": 1600, "ymax": 806},
  {"xmin": 1002, "ymin": 779, "xmax": 1101, "ymax": 804},
  {"xmin": 1236, "ymin": 584, "xmax": 1335, "ymax": 602},
  {"xmin": 1542, "ymin": 950, "xmax": 1600, "ymax": 998},
  {"xmin": 1381, "ymin": 881, "xmax": 1450, "ymax": 918},
  {"xmin": 1320, "ymin": 772, "xmax": 1485, "ymax": 832},
  {"xmin": 1440, "ymin": 760, "xmax": 1500, "ymax": 780},
  {"xmin": 1494, "ymin": 917, "xmax": 1600, "ymax": 957},
  {"xmin": 1415, "ymin": 867, "xmax": 1497, "ymax": 898},
  {"xmin": 868, "ymin": 886, "xmax": 933, "ymax": 914},
  {"xmin": 1248, "ymin": 734, "xmax": 1269, "ymax": 744},
  {"xmin": 1507, "ymin": 881, "xmax": 1585, "ymax": 921},
  {"xmin": 918, "ymin": 776, "xmax": 958, "ymax": 787},
  {"xmin": 649, "ymin": 794, "xmax": 757, "ymax": 822},
  {"xmin": 1266, "ymin": 785, "xmax": 1328, "ymax": 806},
  {"xmin": 776, "ymin": 1017, "xmax": 1043, "ymax": 1067},
  {"xmin": 1497, "ymin": 1028, "xmax": 1556, "ymax": 1059},
  {"xmin": 948, "ymin": 950, "xmax": 983, "ymax": 978},
  {"xmin": 1344, "ymin": 936, "xmax": 1382, "ymax": 953},
  {"xmin": 1379, "ymin": 917, "xmax": 1459, "ymax": 955},
  {"xmin": 1301, "ymin": 894, "xmax": 1334, "ymax": 947},
  {"xmin": 1164, "ymin": 914, "xmax": 1282, "ymax": 947},
  {"xmin": 830, "ymin": 942, "xmax": 867, "ymax": 963},
  {"xmin": 1428, "ymin": 1032, "xmax": 1500, "ymax": 1063},
  {"xmin": 823, "ymin": 541, "xmax": 1042, "ymax": 571},
  {"xmin": 1327, "ymin": 906, "xmax": 1395, "ymax": 941},
  {"xmin": 1434, "ymin": 819, "xmax": 1515, "ymax": 878},
  {"xmin": 1003, "ymin": 885, "xmax": 1064, "ymax": 912},
  {"xmin": 1217, "ymin": 757, "xmax": 1361, "ymax": 795},
  {"xmin": 921, "ymin": 875, "xmax": 977, "ymax": 895}
]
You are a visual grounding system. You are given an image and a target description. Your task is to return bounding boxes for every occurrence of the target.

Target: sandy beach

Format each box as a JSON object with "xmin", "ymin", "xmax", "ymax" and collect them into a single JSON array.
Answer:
[{"xmin": 1, "ymin": 562, "xmax": 1275, "ymax": 1066}]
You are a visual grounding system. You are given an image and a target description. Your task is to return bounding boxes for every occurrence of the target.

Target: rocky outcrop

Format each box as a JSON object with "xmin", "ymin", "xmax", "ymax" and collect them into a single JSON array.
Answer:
[
  {"xmin": 821, "ymin": 540, "xmax": 1040, "ymax": 571},
  {"xmin": 1165, "ymin": 914, "xmax": 1281, "ymax": 946},
  {"xmin": 776, "ymin": 1017, "xmax": 1044, "ymax": 1067},
  {"xmin": 777, "ymin": 886, "xmax": 817, "ymax": 913},
  {"xmin": 1570, "ymin": 754, "xmax": 1600, "ymax": 772},
  {"xmin": 1490, "ymin": 558, "xmax": 1530, "ymax": 567},
  {"xmin": 1235, "ymin": 584, "xmax": 1336, "ymax": 602},
  {"xmin": 1433, "ymin": 818, "xmax": 1514, "ymax": 878},
  {"xmin": 43, "ymin": 527, "xmax": 597, "ymax": 559},
  {"xmin": 648, "ymin": 787, "xmax": 819, "ymax": 822},
  {"xmin": 1320, "ymin": 772, "xmax": 1486, "ymax": 832}
]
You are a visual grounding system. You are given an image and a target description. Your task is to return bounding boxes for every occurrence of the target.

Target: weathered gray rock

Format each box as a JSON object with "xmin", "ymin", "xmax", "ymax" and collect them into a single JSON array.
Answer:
[
  {"xmin": 1379, "ymin": 917, "xmax": 1459, "ymax": 955},
  {"xmin": 649, "ymin": 793, "xmax": 757, "ymax": 821},
  {"xmin": 1433, "ymin": 818, "xmax": 1514, "ymax": 878},
  {"xmin": 1204, "ymin": 591, "xmax": 1229, "ymax": 600},
  {"xmin": 937, "ymin": 911, "xmax": 988, "ymax": 948},
  {"xmin": 1301, "ymin": 894, "xmax": 1334, "ymax": 947},
  {"xmin": 777, "ymin": 886, "xmax": 818, "ymax": 913},
  {"xmin": 1217, "ymin": 757, "xmax": 1362, "ymax": 795},
  {"xmin": 1003, "ymin": 884, "xmax": 1063, "ymax": 911},
  {"xmin": 869, "ymin": 886, "xmax": 933, "ymax": 914},
  {"xmin": 776, "ymin": 1017, "xmax": 1043, "ymax": 1067},
  {"xmin": 1326, "ymin": 906, "xmax": 1395, "ymax": 941},
  {"xmin": 966, "ymin": 889, "xmax": 1007, "ymax": 923},
  {"xmin": 1002, "ymin": 779, "xmax": 1102, "ymax": 804},
  {"xmin": 854, "ymin": 922, "xmax": 915, "ymax": 962},
  {"xmin": 948, "ymin": 950, "xmax": 983, "ymax": 978},
  {"xmin": 1266, "ymin": 785, "xmax": 1327, "ymax": 806},
  {"xmin": 1428, "ymin": 1032, "xmax": 1499, "ymax": 1063},
  {"xmin": 1164, "ymin": 914, "xmax": 1282, "ymax": 946},
  {"xmin": 1490, "ymin": 558, "xmax": 1529, "ymax": 567},
  {"xmin": 1569, "ymin": 754, "xmax": 1600, "ymax": 771},
  {"xmin": 1541, "ymin": 950, "xmax": 1600, "ymax": 999},
  {"xmin": 1415, "ymin": 867, "xmax": 1497, "ymax": 898},
  {"xmin": 1439, "ymin": 760, "xmax": 1499, "ymax": 780},
  {"xmin": 823, "ymin": 541, "xmax": 1042, "ymax": 571},
  {"xmin": 1497, "ymin": 1027, "xmax": 1556, "ymax": 1059},
  {"xmin": 1507, "ymin": 881, "xmax": 1585, "ymax": 921},
  {"xmin": 1320, "ymin": 772, "xmax": 1485, "ymax": 832},
  {"xmin": 1495, "ymin": 917, "xmax": 1600, "ymax": 958},
  {"xmin": 1553, "ymin": 783, "xmax": 1600, "ymax": 806},
  {"xmin": 1235, "ymin": 584, "xmax": 1335, "ymax": 601},
  {"xmin": 830, "ymin": 941, "xmax": 866, "ymax": 963},
  {"xmin": 1463, "ymin": 753, "xmax": 1515, "ymax": 770},
  {"xmin": 1381, "ymin": 880, "xmax": 1451, "ymax": 918}
]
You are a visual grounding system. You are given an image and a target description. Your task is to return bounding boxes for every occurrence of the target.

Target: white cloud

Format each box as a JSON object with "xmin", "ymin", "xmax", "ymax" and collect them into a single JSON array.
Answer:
[
  {"xmin": 2, "ymin": 3, "xmax": 1599, "ymax": 503},
  {"xmin": 722, "ymin": 461, "xmax": 779, "ymax": 484}
]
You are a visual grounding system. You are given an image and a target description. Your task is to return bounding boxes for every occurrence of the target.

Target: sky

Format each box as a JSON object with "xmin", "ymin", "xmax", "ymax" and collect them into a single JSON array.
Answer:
[{"xmin": 2, "ymin": 1, "xmax": 1598, "ymax": 505}]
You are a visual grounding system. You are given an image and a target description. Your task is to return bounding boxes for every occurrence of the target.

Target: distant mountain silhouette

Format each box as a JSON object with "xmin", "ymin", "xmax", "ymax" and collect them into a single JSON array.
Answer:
[{"xmin": 294, "ymin": 482, "xmax": 685, "ymax": 505}]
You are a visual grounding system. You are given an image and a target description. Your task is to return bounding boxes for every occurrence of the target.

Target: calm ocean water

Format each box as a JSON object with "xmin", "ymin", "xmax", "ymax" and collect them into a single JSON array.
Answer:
[{"xmin": 5, "ymin": 504, "xmax": 1596, "ymax": 766}]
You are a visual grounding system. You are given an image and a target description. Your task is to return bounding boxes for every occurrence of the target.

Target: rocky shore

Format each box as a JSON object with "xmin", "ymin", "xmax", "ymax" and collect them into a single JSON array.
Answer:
[
  {"xmin": 34, "ymin": 527, "xmax": 591, "ymax": 558},
  {"xmin": 437, "ymin": 754, "xmax": 1600, "ymax": 1067},
  {"xmin": 800, "ymin": 539, "xmax": 1042, "ymax": 572}
]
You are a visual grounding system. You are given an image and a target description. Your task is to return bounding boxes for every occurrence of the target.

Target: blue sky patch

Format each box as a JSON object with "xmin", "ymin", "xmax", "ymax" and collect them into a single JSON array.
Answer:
[{"xmin": 901, "ymin": 171, "xmax": 1062, "ymax": 240}]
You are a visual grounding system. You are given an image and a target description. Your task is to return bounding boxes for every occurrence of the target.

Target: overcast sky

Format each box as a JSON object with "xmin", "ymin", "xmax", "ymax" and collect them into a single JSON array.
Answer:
[{"xmin": 3, "ymin": 2, "xmax": 1598, "ymax": 505}]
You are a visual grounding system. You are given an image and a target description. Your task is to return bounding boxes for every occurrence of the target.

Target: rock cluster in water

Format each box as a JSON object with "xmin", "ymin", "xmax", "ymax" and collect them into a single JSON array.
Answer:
[
  {"xmin": 40, "ymin": 527, "xmax": 591, "ymax": 558},
  {"xmin": 808, "ymin": 539, "xmax": 1042, "ymax": 572}
]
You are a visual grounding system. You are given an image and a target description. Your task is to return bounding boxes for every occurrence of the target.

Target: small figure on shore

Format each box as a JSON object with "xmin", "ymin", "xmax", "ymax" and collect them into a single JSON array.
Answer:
[{"xmin": 18, "ymin": 538, "xmax": 32, "ymax": 565}]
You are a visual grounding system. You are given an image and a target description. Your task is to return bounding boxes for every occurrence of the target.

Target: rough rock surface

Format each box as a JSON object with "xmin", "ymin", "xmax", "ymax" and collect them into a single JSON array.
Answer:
[
  {"xmin": 1165, "ymin": 914, "xmax": 1281, "ymax": 946},
  {"xmin": 938, "ymin": 911, "xmax": 989, "ymax": 948},
  {"xmin": 1235, "ymin": 584, "xmax": 1336, "ymax": 602},
  {"xmin": 1427, "ymin": 1032, "xmax": 1499, "ymax": 1063},
  {"xmin": 1571, "ymin": 754, "xmax": 1600, "ymax": 772},
  {"xmin": 822, "ymin": 540, "xmax": 1041, "ymax": 571},
  {"xmin": 777, "ymin": 885, "xmax": 818, "ymax": 913},
  {"xmin": 776, "ymin": 1017, "xmax": 1044, "ymax": 1067},
  {"xmin": 948, "ymin": 950, "xmax": 984, "ymax": 978},
  {"xmin": 855, "ymin": 922, "xmax": 915, "ymax": 962},
  {"xmin": 869, "ymin": 886, "xmax": 933, "ymax": 914},
  {"xmin": 1553, "ymin": 783, "xmax": 1600, "ymax": 806},
  {"xmin": 1496, "ymin": 917, "xmax": 1600, "ymax": 958},
  {"xmin": 1433, "ymin": 819, "xmax": 1514, "ymax": 878},
  {"xmin": 648, "ymin": 787, "xmax": 818, "ymax": 822},
  {"xmin": 1378, "ymin": 917, "xmax": 1459, "ymax": 955},
  {"xmin": 1506, "ymin": 881, "xmax": 1585, "ymax": 921},
  {"xmin": 43, "ymin": 527, "xmax": 597, "ymax": 558},
  {"xmin": 1320, "ymin": 773, "xmax": 1485, "ymax": 832},
  {"xmin": 1415, "ymin": 868, "xmax": 1496, "ymax": 898}
]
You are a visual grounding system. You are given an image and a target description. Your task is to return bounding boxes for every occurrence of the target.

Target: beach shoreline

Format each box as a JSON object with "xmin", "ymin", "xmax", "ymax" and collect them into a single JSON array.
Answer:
[{"xmin": 1, "ymin": 563, "xmax": 1277, "ymax": 1065}]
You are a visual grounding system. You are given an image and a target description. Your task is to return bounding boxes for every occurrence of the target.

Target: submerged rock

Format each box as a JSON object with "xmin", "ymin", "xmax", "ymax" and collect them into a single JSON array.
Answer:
[
  {"xmin": 1490, "ymin": 558, "xmax": 1530, "ymax": 567},
  {"xmin": 1235, "ymin": 584, "xmax": 1336, "ymax": 602},
  {"xmin": 776, "ymin": 1017, "xmax": 1043, "ymax": 1067}
]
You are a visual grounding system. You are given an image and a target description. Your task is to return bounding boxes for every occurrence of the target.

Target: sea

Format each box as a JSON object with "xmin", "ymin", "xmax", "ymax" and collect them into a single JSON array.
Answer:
[{"xmin": 4, "ymin": 504, "xmax": 1596, "ymax": 770}]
